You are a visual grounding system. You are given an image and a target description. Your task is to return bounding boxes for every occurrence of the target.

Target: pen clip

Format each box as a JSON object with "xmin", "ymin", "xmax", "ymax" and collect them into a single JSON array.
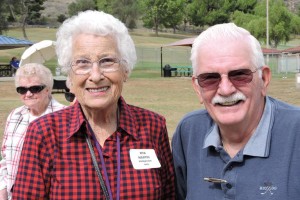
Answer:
[{"xmin": 204, "ymin": 177, "xmax": 227, "ymax": 183}]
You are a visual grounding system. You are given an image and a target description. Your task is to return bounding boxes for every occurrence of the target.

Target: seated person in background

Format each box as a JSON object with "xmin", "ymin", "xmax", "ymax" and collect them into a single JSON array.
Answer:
[
  {"xmin": 10, "ymin": 57, "xmax": 20, "ymax": 76},
  {"xmin": 10, "ymin": 57, "xmax": 19, "ymax": 69},
  {"xmin": 0, "ymin": 63, "xmax": 66, "ymax": 200}
]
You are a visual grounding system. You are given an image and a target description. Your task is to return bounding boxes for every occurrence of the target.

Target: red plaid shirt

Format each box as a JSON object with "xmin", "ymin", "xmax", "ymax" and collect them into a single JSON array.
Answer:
[{"xmin": 12, "ymin": 97, "xmax": 175, "ymax": 199}]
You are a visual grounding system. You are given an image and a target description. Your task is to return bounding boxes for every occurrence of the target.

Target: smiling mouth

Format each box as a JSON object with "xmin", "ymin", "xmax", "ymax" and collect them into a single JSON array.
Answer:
[
  {"xmin": 87, "ymin": 86, "xmax": 109, "ymax": 93},
  {"xmin": 217, "ymin": 100, "xmax": 243, "ymax": 106}
]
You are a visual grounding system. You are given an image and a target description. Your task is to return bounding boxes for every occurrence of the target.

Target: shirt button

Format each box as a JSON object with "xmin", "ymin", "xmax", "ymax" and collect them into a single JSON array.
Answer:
[{"xmin": 226, "ymin": 183, "xmax": 232, "ymax": 189}]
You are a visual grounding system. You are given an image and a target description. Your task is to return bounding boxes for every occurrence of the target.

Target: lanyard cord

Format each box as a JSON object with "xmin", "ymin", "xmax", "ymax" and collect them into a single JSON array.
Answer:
[
  {"xmin": 85, "ymin": 134, "xmax": 110, "ymax": 200},
  {"xmin": 85, "ymin": 107, "xmax": 120, "ymax": 200}
]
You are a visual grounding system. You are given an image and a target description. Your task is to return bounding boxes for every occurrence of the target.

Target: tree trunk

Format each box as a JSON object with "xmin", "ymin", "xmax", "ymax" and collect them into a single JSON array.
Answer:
[
  {"xmin": 8, "ymin": 4, "xmax": 16, "ymax": 21},
  {"xmin": 21, "ymin": 0, "xmax": 28, "ymax": 39}
]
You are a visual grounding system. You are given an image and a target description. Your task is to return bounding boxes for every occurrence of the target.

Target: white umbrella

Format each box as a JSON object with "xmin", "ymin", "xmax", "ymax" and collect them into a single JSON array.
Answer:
[{"xmin": 19, "ymin": 40, "xmax": 56, "ymax": 66}]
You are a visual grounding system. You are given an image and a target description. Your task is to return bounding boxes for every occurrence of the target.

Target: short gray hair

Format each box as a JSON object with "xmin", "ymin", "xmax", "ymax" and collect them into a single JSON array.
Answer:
[
  {"xmin": 56, "ymin": 10, "xmax": 137, "ymax": 75},
  {"xmin": 191, "ymin": 23, "xmax": 265, "ymax": 75},
  {"xmin": 15, "ymin": 63, "xmax": 53, "ymax": 92}
]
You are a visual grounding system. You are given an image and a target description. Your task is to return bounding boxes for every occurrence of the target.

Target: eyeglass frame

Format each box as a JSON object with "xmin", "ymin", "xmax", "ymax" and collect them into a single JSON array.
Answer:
[
  {"xmin": 194, "ymin": 66, "xmax": 263, "ymax": 90},
  {"xmin": 70, "ymin": 57, "xmax": 124, "ymax": 75},
  {"xmin": 16, "ymin": 85, "xmax": 46, "ymax": 95}
]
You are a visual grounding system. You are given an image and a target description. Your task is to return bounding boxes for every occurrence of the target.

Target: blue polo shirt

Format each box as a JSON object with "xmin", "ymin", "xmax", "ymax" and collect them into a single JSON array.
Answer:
[{"xmin": 172, "ymin": 97, "xmax": 300, "ymax": 200}]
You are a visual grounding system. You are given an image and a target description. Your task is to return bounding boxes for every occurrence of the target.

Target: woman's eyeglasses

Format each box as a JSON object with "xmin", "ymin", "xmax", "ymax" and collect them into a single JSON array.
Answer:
[
  {"xmin": 71, "ymin": 57, "xmax": 122, "ymax": 75},
  {"xmin": 195, "ymin": 67, "xmax": 262, "ymax": 90},
  {"xmin": 16, "ymin": 85, "xmax": 46, "ymax": 95},
  {"xmin": 64, "ymin": 92, "xmax": 75, "ymax": 102}
]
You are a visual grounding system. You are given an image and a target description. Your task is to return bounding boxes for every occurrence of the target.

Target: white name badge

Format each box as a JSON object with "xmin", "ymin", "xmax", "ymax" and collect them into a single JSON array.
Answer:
[{"xmin": 130, "ymin": 149, "xmax": 161, "ymax": 169}]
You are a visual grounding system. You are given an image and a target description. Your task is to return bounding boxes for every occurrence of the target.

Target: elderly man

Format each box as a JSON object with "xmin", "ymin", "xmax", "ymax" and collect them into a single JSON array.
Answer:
[{"xmin": 172, "ymin": 23, "xmax": 300, "ymax": 199}]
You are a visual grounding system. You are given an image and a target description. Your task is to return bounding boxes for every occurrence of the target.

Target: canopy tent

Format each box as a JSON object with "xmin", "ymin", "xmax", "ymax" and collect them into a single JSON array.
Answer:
[
  {"xmin": 0, "ymin": 35, "xmax": 33, "ymax": 50},
  {"xmin": 163, "ymin": 37, "xmax": 196, "ymax": 48},
  {"xmin": 160, "ymin": 37, "xmax": 196, "ymax": 76}
]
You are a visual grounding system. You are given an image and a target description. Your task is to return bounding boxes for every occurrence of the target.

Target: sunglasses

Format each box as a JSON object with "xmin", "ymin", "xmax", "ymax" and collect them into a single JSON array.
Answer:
[
  {"xmin": 16, "ymin": 85, "xmax": 46, "ymax": 95},
  {"xmin": 195, "ymin": 67, "xmax": 262, "ymax": 89},
  {"xmin": 64, "ymin": 92, "xmax": 75, "ymax": 102}
]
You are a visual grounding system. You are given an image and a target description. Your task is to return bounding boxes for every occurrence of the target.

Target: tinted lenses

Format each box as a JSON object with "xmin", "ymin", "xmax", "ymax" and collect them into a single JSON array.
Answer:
[
  {"xmin": 65, "ymin": 92, "xmax": 75, "ymax": 102},
  {"xmin": 196, "ymin": 68, "xmax": 259, "ymax": 89},
  {"xmin": 16, "ymin": 85, "xmax": 46, "ymax": 94}
]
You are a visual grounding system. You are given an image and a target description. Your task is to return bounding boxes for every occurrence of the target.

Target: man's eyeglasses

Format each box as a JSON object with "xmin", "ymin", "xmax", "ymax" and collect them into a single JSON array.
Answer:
[
  {"xmin": 16, "ymin": 85, "xmax": 46, "ymax": 95},
  {"xmin": 195, "ymin": 67, "xmax": 262, "ymax": 90},
  {"xmin": 64, "ymin": 92, "xmax": 75, "ymax": 102},
  {"xmin": 71, "ymin": 57, "xmax": 122, "ymax": 75}
]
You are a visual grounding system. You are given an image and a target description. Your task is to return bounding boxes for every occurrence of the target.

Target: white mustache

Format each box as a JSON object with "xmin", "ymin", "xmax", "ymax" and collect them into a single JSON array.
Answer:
[{"xmin": 212, "ymin": 92, "xmax": 246, "ymax": 105}]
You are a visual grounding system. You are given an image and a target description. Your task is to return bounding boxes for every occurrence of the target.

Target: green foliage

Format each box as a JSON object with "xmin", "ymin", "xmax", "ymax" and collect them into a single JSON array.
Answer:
[
  {"xmin": 187, "ymin": 0, "xmax": 230, "ymax": 27},
  {"xmin": 57, "ymin": 14, "xmax": 67, "ymax": 24},
  {"xmin": 290, "ymin": 14, "xmax": 300, "ymax": 35},
  {"xmin": 233, "ymin": 0, "xmax": 298, "ymax": 47},
  {"xmin": 0, "ymin": 1, "xmax": 9, "ymax": 34},
  {"xmin": 26, "ymin": 0, "xmax": 45, "ymax": 25},
  {"xmin": 162, "ymin": 0, "xmax": 185, "ymax": 33},
  {"xmin": 68, "ymin": 0, "xmax": 97, "ymax": 17},
  {"xmin": 96, "ymin": 0, "xmax": 112, "ymax": 13},
  {"xmin": 235, "ymin": 0, "xmax": 257, "ymax": 13},
  {"xmin": 110, "ymin": 0, "xmax": 140, "ymax": 29},
  {"xmin": 141, "ymin": 0, "xmax": 185, "ymax": 35}
]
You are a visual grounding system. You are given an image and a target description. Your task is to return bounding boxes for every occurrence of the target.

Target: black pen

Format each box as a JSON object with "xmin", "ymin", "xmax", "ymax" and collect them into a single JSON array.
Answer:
[{"xmin": 204, "ymin": 177, "xmax": 227, "ymax": 183}]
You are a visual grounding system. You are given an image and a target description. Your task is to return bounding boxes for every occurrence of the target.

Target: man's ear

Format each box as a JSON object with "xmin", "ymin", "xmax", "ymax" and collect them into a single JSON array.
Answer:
[
  {"xmin": 192, "ymin": 76, "xmax": 203, "ymax": 104},
  {"xmin": 260, "ymin": 66, "xmax": 271, "ymax": 96}
]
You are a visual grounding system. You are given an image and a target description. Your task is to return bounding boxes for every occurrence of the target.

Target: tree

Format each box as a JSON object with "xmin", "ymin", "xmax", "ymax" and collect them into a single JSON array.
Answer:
[
  {"xmin": 57, "ymin": 14, "xmax": 67, "ymax": 24},
  {"xmin": 110, "ymin": 0, "xmax": 141, "ymax": 29},
  {"xmin": 0, "ymin": 0, "xmax": 9, "ymax": 34},
  {"xmin": 232, "ymin": 0, "xmax": 299, "ymax": 47},
  {"xmin": 141, "ymin": 0, "xmax": 168, "ymax": 36},
  {"xmin": 187, "ymin": 0, "xmax": 229, "ymax": 27},
  {"xmin": 68, "ymin": 0, "xmax": 97, "ymax": 17},
  {"xmin": 187, "ymin": 0, "xmax": 257, "ymax": 28},
  {"xmin": 2, "ymin": 0, "xmax": 46, "ymax": 39},
  {"xmin": 141, "ymin": 0, "xmax": 185, "ymax": 35},
  {"xmin": 96, "ymin": 0, "xmax": 112, "ymax": 13},
  {"xmin": 162, "ymin": 0, "xmax": 185, "ymax": 33}
]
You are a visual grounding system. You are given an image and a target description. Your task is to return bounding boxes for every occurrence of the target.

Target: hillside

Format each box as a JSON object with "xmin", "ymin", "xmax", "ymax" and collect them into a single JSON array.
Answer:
[{"xmin": 41, "ymin": 0, "xmax": 76, "ymax": 25}]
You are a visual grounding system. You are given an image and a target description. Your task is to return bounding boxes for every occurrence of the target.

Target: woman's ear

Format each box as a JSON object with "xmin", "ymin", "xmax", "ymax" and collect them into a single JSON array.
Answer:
[{"xmin": 123, "ymin": 68, "xmax": 129, "ymax": 82}]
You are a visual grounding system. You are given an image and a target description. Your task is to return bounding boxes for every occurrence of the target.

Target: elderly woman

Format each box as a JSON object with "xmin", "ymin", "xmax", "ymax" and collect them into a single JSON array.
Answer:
[
  {"xmin": 13, "ymin": 10, "xmax": 175, "ymax": 199},
  {"xmin": 0, "ymin": 63, "xmax": 66, "ymax": 199}
]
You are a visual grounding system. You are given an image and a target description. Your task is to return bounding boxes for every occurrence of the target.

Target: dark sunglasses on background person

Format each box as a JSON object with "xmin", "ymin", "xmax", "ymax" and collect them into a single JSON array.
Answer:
[
  {"xmin": 16, "ymin": 85, "xmax": 46, "ymax": 95},
  {"xmin": 195, "ymin": 67, "xmax": 262, "ymax": 90},
  {"xmin": 65, "ymin": 92, "xmax": 75, "ymax": 102}
]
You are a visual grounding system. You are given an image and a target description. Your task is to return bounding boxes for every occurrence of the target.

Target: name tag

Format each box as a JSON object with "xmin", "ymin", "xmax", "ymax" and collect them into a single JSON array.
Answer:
[{"xmin": 130, "ymin": 149, "xmax": 161, "ymax": 169}]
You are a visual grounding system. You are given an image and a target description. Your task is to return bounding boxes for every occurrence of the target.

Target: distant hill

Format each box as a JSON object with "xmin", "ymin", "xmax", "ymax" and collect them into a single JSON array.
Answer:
[
  {"xmin": 285, "ymin": 0, "xmax": 300, "ymax": 13},
  {"xmin": 41, "ymin": 0, "xmax": 76, "ymax": 25}
]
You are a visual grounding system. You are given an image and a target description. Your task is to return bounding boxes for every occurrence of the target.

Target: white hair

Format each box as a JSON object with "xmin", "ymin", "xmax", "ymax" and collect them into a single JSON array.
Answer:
[
  {"xmin": 56, "ymin": 10, "xmax": 137, "ymax": 75},
  {"xmin": 15, "ymin": 63, "xmax": 53, "ymax": 92},
  {"xmin": 191, "ymin": 23, "xmax": 265, "ymax": 76}
]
